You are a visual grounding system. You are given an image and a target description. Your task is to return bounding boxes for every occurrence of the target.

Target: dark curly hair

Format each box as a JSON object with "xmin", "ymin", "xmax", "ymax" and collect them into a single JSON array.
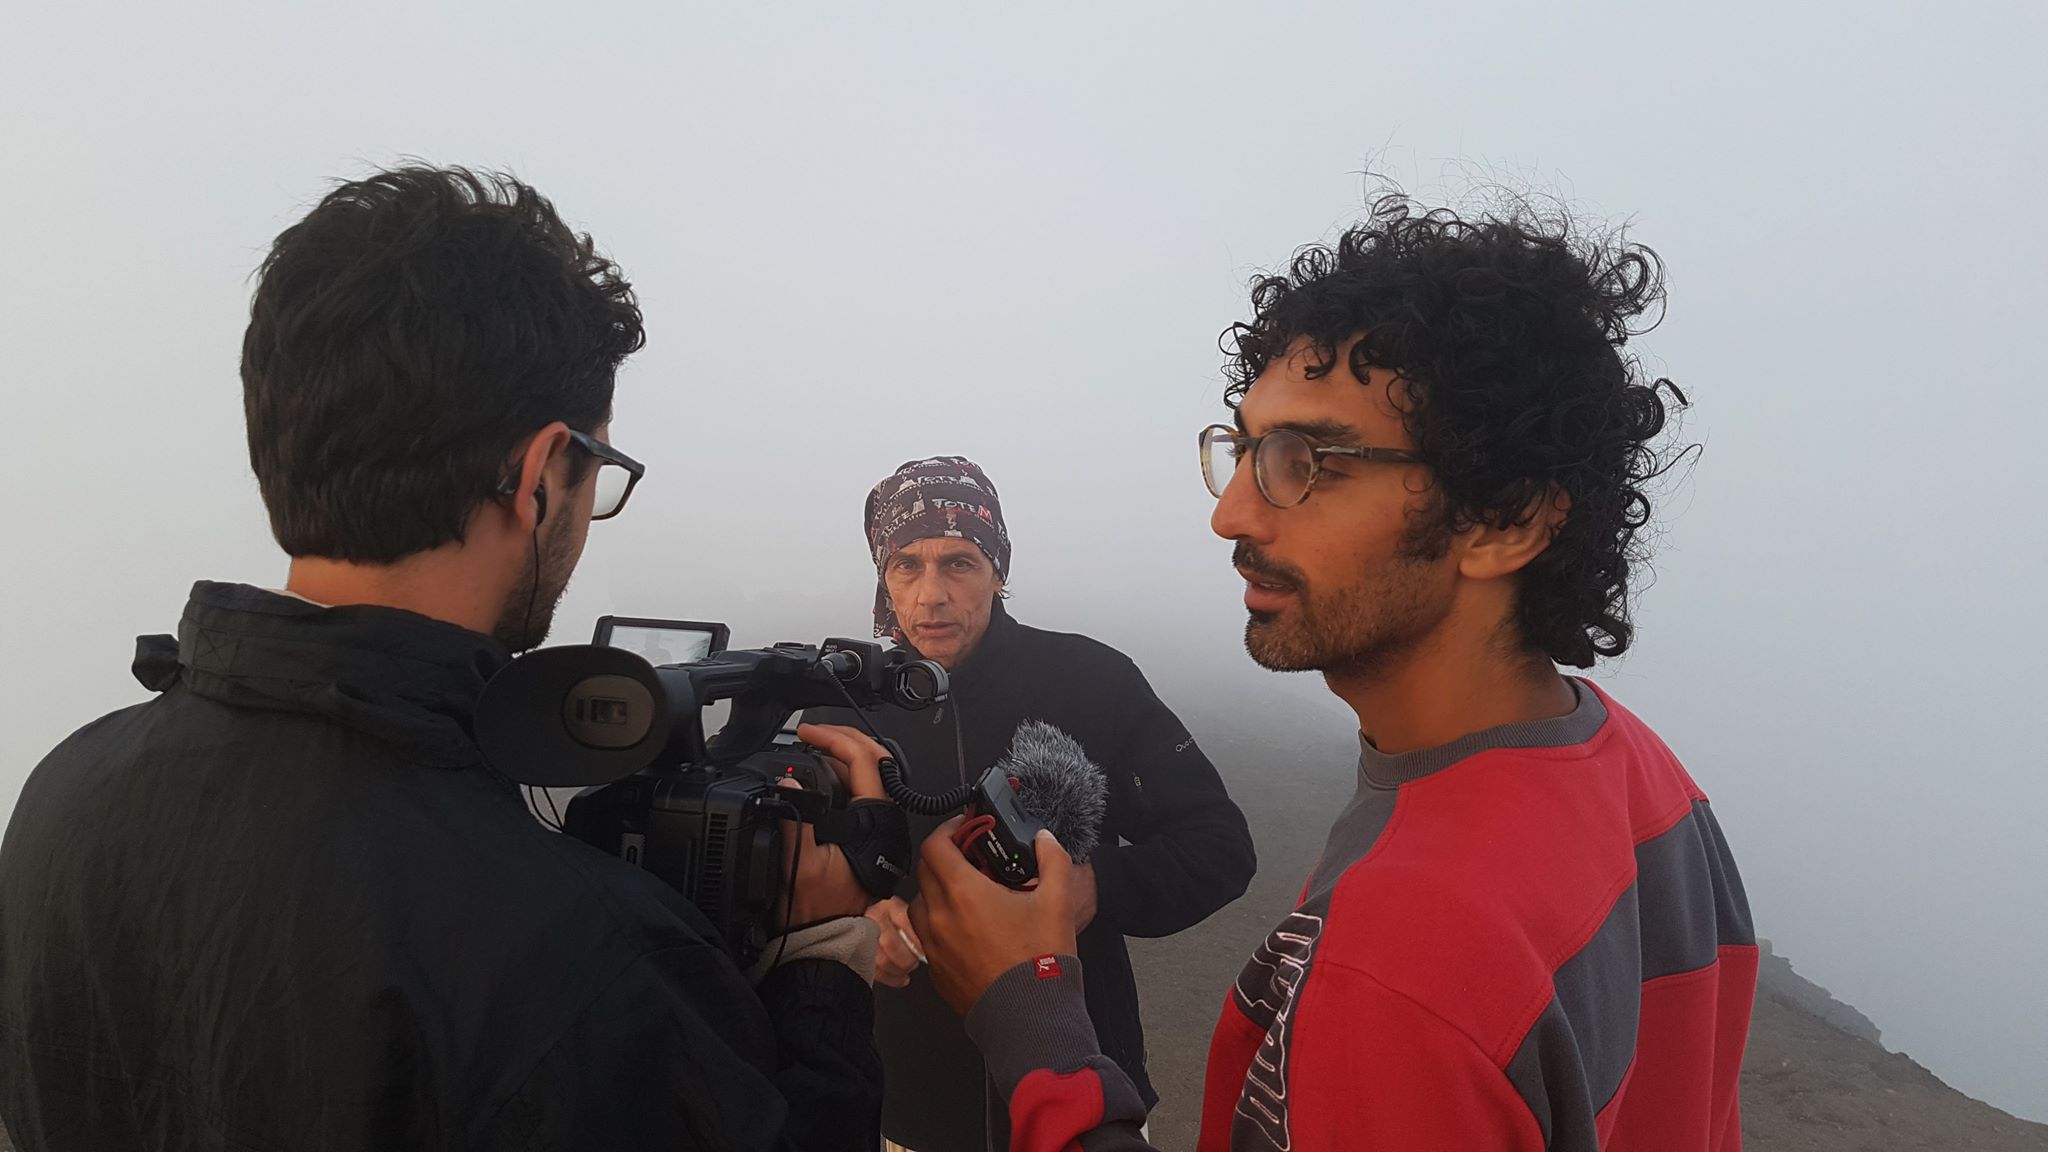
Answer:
[
  {"xmin": 1222, "ymin": 192, "xmax": 1690, "ymax": 667},
  {"xmin": 242, "ymin": 165, "xmax": 645, "ymax": 563}
]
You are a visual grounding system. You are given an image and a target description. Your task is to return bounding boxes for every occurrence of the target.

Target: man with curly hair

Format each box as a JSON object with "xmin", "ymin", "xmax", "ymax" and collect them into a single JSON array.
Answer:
[{"xmin": 910, "ymin": 195, "xmax": 1759, "ymax": 1151}]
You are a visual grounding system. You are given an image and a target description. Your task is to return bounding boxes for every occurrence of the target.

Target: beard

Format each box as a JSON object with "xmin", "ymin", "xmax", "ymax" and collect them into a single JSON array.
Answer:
[
  {"xmin": 1234, "ymin": 508, "xmax": 1456, "ymax": 678},
  {"xmin": 493, "ymin": 518, "xmax": 578, "ymax": 652}
]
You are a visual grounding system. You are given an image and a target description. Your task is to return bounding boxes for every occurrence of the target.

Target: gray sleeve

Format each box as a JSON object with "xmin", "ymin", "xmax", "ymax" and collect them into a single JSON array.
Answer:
[{"xmin": 963, "ymin": 955, "xmax": 1157, "ymax": 1152}]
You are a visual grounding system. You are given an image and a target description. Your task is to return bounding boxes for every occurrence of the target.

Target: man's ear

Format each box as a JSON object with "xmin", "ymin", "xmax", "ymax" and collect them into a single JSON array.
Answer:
[
  {"xmin": 1458, "ymin": 484, "xmax": 1569, "ymax": 582},
  {"xmin": 501, "ymin": 422, "xmax": 574, "ymax": 533}
]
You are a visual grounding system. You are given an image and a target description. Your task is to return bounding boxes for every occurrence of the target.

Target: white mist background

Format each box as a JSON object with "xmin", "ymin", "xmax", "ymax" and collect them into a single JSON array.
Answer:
[{"xmin": 3, "ymin": 0, "xmax": 2043, "ymax": 1122}]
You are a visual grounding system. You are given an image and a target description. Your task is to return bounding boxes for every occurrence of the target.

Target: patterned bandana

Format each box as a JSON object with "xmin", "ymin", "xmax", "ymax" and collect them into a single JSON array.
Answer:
[{"xmin": 864, "ymin": 456, "xmax": 1011, "ymax": 638}]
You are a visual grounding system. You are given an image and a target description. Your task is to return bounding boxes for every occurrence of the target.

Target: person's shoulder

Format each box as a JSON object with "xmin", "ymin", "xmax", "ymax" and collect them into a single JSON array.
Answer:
[
  {"xmin": 1005, "ymin": 617, "xmax": 1141, "ymax": 676},
  {"xmin": 36, "ymin": 696, "xmax": 160, "ymax": 761},
  {"xmin": 280, "ymin": 738, "xmax": 724, "ymax": 972},
  {"xmin": 6, "ymin": 699, "xmax": 160, "ymax": 846},
  {"xmin": 17, "ymin": 685, "xmax": 253, "ymax": 810},
  {"xmin": 1574, "ymin": 681, "xmax": 1709, "ymax": 806}
]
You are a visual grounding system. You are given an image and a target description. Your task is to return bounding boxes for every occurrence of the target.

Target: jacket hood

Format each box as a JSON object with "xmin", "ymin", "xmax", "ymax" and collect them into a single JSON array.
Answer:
[{"xmin": 133, "ymin": 581, "xmax": 512, "ymax": 768}]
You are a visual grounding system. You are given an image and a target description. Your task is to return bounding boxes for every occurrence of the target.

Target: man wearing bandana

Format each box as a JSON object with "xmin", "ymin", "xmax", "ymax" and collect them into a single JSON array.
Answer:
[{"xmin": 810, "ymin": 456, "xmax": 1257, "ymax": 1152}]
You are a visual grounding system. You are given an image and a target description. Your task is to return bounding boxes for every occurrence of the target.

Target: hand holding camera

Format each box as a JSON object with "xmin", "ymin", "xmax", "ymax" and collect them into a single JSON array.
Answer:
[
  {"xmin": 776, "ymin": 723, "xmax": 894, "ymax": 929},
  {"xmin": 476, "ymin": 626, "xmax": 941, "ymax": 964},
  {"xmin": 474, "ymin": 621, "xmax": 1108, "ymax": 989}
]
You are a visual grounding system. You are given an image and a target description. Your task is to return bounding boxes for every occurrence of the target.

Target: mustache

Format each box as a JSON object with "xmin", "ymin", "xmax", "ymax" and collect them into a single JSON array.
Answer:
[{"xmin": 1232, "ymin": 543, "xmax": 1305, "ymax": 589}]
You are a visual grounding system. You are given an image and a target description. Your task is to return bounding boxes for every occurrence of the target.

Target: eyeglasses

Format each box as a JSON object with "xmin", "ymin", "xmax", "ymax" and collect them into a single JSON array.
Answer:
[
  {"xmin": 1198, "ymin": 423, "xmax": 1421, "ymax": 509},
  {"xmin": 568, "ymin": 429, "xmax": 644, "ymax": 520}
]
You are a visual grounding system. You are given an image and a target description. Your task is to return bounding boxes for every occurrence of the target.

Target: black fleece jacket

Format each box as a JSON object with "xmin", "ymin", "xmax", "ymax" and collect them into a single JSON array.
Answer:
[
  {"xmin": 0, "ymin": 582, "xmax": 879, "ymax": 1151},
  {"xmin": 808, "ymin": 602, "xmax": 1255, "ymax": 1152}
]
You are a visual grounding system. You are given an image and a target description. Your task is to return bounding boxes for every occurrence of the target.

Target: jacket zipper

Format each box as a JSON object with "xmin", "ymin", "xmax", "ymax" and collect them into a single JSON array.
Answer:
[
  {"xmin": 937, "ymin": 701, "xmax": 990, "ymax": 1152},
  {"xmin": 931, "ymin": 700, "xmax": 969, "ymax": 789},
  {"xmin": 952, "ymin": 701, "xmax": 968, "ymax": 789}
]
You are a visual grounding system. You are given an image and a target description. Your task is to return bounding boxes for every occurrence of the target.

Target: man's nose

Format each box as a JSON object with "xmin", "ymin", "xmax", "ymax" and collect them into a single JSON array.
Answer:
[
  {"xmin": 1210, "ymin": 461, "xmax": 1274, "ymax": 545},
  {"xmin": 906, "ymin": 569, "xmax": 950, "ymax": 608}
]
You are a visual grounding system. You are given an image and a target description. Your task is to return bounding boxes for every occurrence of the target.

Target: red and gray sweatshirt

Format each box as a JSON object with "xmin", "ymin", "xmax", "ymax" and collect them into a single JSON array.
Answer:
[{"xmin": 964, "ymin": 680, "xmax": 1758, "ymax": 1150}]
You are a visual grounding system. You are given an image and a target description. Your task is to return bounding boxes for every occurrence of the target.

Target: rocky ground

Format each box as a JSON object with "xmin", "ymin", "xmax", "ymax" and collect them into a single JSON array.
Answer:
[{"xmin": 1739, "ymin": 954, "xmax": 2048, "ymax": 1151}]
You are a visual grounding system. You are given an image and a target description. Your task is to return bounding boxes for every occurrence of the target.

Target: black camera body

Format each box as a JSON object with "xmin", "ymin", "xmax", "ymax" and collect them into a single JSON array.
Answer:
[
  {"xmin": 557, "ymin": 749, "xmax": 817, "ymax": 961},
  {"xmin": 476, "ymin": 622, "xmax": 946, "ymax": 964}
]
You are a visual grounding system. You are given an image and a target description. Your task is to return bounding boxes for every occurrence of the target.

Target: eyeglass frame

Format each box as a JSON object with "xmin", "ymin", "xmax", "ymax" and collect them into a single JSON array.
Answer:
[
  {"xmin": 1198, "ymin": 423, "xmax": 1422, "ymax": 509},
  {"xmin": 568, "ymin": 429, "xmax": 645, "ymax": 520},
  {"xmin": 496, "ymin": 428, "xmax": 646, "ymax": 521}
]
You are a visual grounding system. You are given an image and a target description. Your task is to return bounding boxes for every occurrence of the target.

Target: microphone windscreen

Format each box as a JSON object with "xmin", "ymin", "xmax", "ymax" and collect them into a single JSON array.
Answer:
[{"xmin": 996, "ymin": 720, "xmax": 1108, "ymax": 862}]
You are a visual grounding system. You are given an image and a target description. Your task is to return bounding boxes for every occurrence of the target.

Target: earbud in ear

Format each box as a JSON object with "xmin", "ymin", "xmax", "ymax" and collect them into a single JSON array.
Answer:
[{"xmin": 534, "ymin": 485, "xmax": 549, "ymax": 526}]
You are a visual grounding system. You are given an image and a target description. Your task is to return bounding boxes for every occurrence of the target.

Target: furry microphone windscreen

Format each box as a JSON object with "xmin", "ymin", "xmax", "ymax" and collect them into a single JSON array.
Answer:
[{"xmin": 996, "ymin": 720, "xmax": 1109, "ymax": 862}]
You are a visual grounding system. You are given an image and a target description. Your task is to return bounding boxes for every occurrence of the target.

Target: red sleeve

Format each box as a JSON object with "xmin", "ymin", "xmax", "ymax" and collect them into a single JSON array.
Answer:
[
  {"xmin": 1009, "ymin": 1066, "xmax": 1153, "ymax": 1152},
  {"xmin": 965, "ymin": 956, "xmax": 1156, "ymax": 1152},
  {"xmin": 1262, "ymin": 959, "xmax": 1544, "ymax": 1150}
]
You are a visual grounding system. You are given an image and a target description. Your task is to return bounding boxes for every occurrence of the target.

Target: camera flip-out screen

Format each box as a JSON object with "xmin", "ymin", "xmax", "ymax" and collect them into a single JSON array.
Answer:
[{"xmin": 592, "ymin": 616, "xmax": 730, "ymax": 666}]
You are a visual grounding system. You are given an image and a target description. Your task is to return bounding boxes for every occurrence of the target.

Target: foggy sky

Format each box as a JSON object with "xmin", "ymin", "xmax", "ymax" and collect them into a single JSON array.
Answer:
[{"xmin": 3, "ymin": 0, "xmax": 2043, "ymax": 1122}]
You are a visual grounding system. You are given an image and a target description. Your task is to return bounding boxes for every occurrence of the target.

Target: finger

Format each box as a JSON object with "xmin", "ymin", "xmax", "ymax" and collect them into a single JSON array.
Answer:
[
  {"xmin": 771, "ymin": 780, "xmax": 803, "ymax": 876},
  {"xmin": 1031, "ymin": 829, "xmax": 1075, "ymax": 906},
  {"xmin": 809, "ymin": 752, "xmax": 862, "ymax": 806},
  {"xmin": 873, "ymin": 896, "xmax": 913, "ymax": 936},
  {"xmin": 877, "ymin": 924, "xmax": 916, "ymax": 970},
  {"xmin": 805, "ymin": 722, "xmax": 887, "ymax": 765},
  {"xmin": 920, "ymin": 815, "xmax": 967, "ymax": 853},
  {"xmin": 915, "ymin": 817, "xmax": 979, "ymax": 904},
  {"xmin": 771, "ymin": 776, "xmax": 815, "ymax": 855},
  {"xmin": 794, "ymin": 724, "xmax": 888, "ymax": 800},
  {"xmin": 875, "ymin": 901, "xmax": 927, "ymax": 962},
  {"xmin": 775, "ymin": 779, "xmax": 822, "ymax": 848}
]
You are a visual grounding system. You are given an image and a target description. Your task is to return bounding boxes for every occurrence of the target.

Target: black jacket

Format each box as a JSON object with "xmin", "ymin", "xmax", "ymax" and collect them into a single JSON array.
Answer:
[
  {"xmin": 808, "ymin": 603, "xmax": 1255, "ymax": 1152},
  {"xmin": 0, "ymin": 583, "xmax": 879, "ymax": 1151}
]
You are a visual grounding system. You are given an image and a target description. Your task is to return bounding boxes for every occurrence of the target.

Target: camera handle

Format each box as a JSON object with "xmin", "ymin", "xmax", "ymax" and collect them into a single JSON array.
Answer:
[{"xmin": 769, "ymin": 787, "xmax": 910, "ymax": 900}]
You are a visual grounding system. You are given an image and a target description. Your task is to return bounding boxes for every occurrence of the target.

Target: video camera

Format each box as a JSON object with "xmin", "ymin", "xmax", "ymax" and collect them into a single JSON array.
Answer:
[{"xmin": 475, "ymin": 617, "xmax": 948, "ymax": 964}]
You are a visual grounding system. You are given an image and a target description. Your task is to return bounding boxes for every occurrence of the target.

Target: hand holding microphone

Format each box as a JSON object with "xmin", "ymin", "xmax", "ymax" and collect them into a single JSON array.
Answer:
[
  {"xmin": 903, "ymin": 720, "xmax": 1108, "ymax": 1013},
  {"xmin": 910, "ymin": 822, "xmax": 1081, "ymax": 1015}
]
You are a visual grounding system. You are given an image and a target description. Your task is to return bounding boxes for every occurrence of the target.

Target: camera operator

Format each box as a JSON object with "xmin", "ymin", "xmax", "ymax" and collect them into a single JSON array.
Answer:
[
  {"xmin": 905, "ymin": 198, "xmax": 1756, "ymax": 1150},
  {"xmin": 807, "ymin": 457, "xmax": 1255, "ymax": 1152},
  {"xmin": 0, "ymin": 166, "xmax": 889, "ymax": 1150}
]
